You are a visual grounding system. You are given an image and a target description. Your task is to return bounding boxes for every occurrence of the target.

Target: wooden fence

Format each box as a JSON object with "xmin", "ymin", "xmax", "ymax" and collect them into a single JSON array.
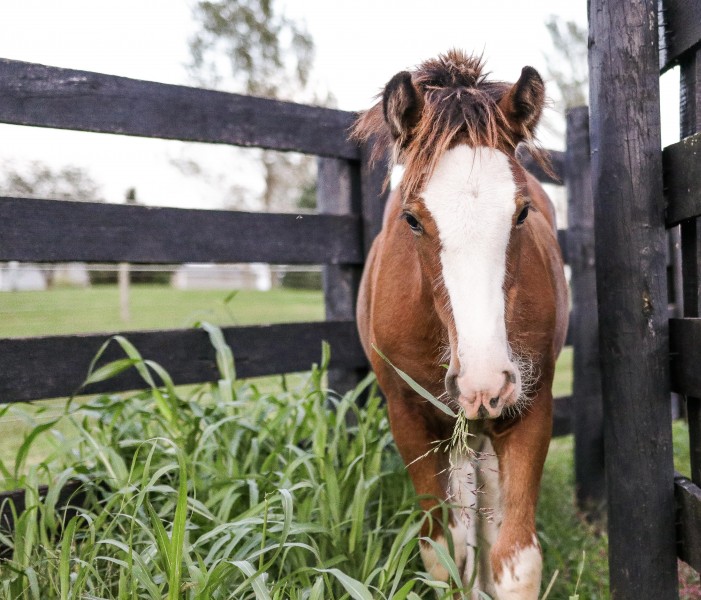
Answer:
[
  {"xmin": 589, "ymin": 0, "xmax": 701, "ymax": 597},
  {"xmin": 0, "ymin": 54, "xmax": 601, "ymax": 563}
]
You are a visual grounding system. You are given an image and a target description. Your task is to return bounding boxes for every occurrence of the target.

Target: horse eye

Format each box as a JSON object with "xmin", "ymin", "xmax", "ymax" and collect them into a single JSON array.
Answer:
[
  {"xmin": 516, "ymin": 205, "xmax": 529, "ymax": 225},
  {"xmin": 404, "ymin": 213, "xmax": 422, "ymax": 232}
]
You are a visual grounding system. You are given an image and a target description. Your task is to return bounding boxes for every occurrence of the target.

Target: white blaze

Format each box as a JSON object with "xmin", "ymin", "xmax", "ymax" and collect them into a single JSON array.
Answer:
[{"xmin": 422, "ymin": 145, "xmax": 517, "ymax": 392}]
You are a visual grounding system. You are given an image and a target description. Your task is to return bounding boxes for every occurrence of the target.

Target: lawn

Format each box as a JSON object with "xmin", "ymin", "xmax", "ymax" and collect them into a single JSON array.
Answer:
[
  {"xmin": 0, "ymin": 330, "xmax": 601, "ymax": 599},
  {"xmin": 0, "ymin": 284, "xmax": 325, "ymax": 338},
  {"xmin": 0, "ymin": 283, "xmax": 614, "ymax": 599}
]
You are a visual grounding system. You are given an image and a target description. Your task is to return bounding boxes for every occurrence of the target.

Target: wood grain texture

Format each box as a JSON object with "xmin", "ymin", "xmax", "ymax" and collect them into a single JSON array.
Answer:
[
  {"xmin": 659, "ymin": 0, "xmax": 701, "ymax": 72},
  {"xmin": 359, "ymin": 141, "xmax": 389, "ymax": 257},
  {"xmin": 318, "ymin": 157, "xmax": 366, "ymax": 394},
  {"xmin": 0, "ymin": 59, "xmax": 359, "ymax": 159},
  {"xmin": 552, "ymin": 395, "xmax": 573, "ymax": 438},
  {"xmin": 664, "ymin": 132, "xmax": 701, "ymax": 226},
  {"xmin": 675, "ymin": 473, "xmax": 701, "ymax": 572},
  {"xmin": 0, "ymin": 197, "xmax": 363, "ymax": 265},
  {"xmin": 589, "ymin": 0, "xmax": 679, "ymax": 595},
  {"xmin": 678, "ymin": 47, "xmax": 701, "ymax": 491},
  {"xmin": 0, "ymin": 321, "xmax": 366, "ymax": 403},
  {"xmin": 565, "ymin": 107, "xmax": 605, "ymax": 515}
]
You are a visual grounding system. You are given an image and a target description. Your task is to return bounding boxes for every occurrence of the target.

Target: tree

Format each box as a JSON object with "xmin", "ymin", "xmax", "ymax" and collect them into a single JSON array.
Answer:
[
  {"xmin": 0, "ymin": 161, "xmax": 102, "ymax": 201},
  {"xmin": 185, "ymin": 0, "xmax": 319, "ymax": 212},
  {"xmin": 543, "ymin": 16, "xmax": 588, "ymax": 111},
  {"xmin": 541, "ymin": 16, "xmax": 588, "ymax": 143}
]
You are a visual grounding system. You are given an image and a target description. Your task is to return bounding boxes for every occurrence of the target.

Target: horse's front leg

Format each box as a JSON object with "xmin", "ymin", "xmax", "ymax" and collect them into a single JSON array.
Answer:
[
  {"xmin": 488, "ymin": 392, "xmax": 552, "ymax": 600},
  {"xmin": 385, "ymin": 390, "xmax": 474, "ymax": 586}
]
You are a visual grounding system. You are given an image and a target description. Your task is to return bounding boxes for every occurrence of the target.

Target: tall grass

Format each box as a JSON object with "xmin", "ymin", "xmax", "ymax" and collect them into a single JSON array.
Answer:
[{"xmin": 0, "ymin": 326, "xmax": 607, "ymax": 598}]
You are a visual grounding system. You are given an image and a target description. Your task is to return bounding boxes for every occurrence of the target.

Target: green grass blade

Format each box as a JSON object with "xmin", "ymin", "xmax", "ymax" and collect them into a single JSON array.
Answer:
[
  {"xmin": 372, "ymin": 345, "xmax": 456, "ymax": 417},
  {"xmin": 167, "ymin": 444, "xmax": 190, "ymax": 600},
  {"xmin": 315, "ymin": 568, "xmax": 374, "ymax": 600},
  {"xmin": 59, "ymin": 516, "xmax": 78, "ymax": 600}
]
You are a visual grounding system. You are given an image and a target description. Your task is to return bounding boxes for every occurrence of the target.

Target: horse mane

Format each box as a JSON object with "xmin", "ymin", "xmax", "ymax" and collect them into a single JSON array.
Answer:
[{"xmin": 351, "ymin": 49, "xmax": 551, "ymax": 199}]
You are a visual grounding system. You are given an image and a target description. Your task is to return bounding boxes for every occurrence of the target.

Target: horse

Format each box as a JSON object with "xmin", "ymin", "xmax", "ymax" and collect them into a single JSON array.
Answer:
[{"xmin": 352, "ymin": 50, "xmax": 569, "ymax": 599}]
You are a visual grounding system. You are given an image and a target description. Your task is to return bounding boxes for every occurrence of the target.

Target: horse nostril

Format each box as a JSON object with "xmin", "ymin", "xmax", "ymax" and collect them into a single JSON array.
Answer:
[
  {"xmin": 504, "ymin": 369, "xmax": 516, "ymax": 384},
  {"xmin": 477, "ymin": 405, "xmax": 488, "ymax": 419},
  {"xmin": 445, "ymin": 373, "xmax": 460, "ymax": 399},
  {"xmin": 489, "ymin": 397, "xmax": 499, "ymax": 409}
]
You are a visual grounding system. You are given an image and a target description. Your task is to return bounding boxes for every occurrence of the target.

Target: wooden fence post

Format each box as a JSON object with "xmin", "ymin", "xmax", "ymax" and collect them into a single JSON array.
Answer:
[
  {"xmin": 317, "ymin": 157, "xmax": 365, "ymax": 395},
  {"xmin": 678, "ymin": 46, "xmax": 701, "ymax": 486},
  {"xmin": 565, "ymin": 107, "xmax": 605, "ymax": 517},
  {"xmin": 588, "ymin": 0, "xmax": 679, "ymax": 597},
  {"xmin": 317, "ymin": 148, "xmax": 388, "ymax": 397}
]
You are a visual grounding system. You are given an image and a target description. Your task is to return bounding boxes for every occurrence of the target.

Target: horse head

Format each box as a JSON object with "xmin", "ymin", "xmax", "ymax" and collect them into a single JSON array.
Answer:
[{"xmin": 356, "ymin": 51, "xmax": 549, "ymax": 420}]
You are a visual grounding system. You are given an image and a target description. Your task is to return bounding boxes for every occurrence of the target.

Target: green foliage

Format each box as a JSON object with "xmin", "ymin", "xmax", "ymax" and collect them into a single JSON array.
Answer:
[
  {"xmin": 543, "ymin": 15, "xmax": 588, "ymax": 111},
  {"xmin": 188, "ymin": 0, "xmax": 314, "ymax": 99},
  {"xmin": 0, "ymin": 161, "xmax": 103, "ymax": 202},
  {"xmin": 0, "ymin": 328, "xmax": 603, "ymax": 598}
]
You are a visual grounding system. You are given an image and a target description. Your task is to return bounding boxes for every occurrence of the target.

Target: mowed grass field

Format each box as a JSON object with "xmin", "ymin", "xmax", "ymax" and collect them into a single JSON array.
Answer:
[{"xmin": 0, "ymin": 284, "xmax": 325, "ymax": 338}]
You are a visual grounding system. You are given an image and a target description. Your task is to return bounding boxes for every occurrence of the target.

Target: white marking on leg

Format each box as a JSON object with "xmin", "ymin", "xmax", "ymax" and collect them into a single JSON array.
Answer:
[
  {"xmin": 475, "ymin": 438, "xmax": 502, "ymax": 597},
  {"xmin": 494, "ymin": 535, "xmax": 542, "ymax": 600},
  {"xmin": 419, "ymin": 528, "xmax": 468, "ymax": 583},
  {"xmin": 448, "ymin": 449, "xmax": 477, "ymax": 586}
]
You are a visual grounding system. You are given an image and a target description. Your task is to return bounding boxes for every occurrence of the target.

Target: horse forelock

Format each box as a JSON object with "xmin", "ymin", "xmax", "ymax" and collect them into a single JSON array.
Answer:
[{"xmin": 351, "ymin": 49, "xmax": 550, "ymax": 199}]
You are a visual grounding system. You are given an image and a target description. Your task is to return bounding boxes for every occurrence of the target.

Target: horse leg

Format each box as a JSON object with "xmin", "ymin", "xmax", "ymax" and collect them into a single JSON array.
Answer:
[
  {"xmin": 472, "ymin": 436, "xmax": 502, "ymax": 597},
  {"xmin": 448, "ymin": 445, "xmax": 479, "ymax": 589},
  {"xmin": 488, "ymin": 397, "xmax": 552, "ymax": 600},
  {"xmin": 386, "ymin": 393, "xmax": 472, "ymax": 585}
]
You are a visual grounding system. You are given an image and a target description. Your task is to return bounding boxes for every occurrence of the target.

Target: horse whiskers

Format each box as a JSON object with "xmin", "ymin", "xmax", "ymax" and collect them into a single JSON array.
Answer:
[{"xmin": 504, "ymin": 345, "xmax": 541, "ymax": 418}]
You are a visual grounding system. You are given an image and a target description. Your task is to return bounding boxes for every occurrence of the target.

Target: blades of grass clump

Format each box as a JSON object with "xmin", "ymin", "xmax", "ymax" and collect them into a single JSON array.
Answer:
[
  {"xmin": 59, "ymin": 515, "xmax": 79, "ymax": 600},
  {"xmin": 13, "ymin": 416, "xmax": 62, "ymax": 481},
  {"xmin": 372, "ymin": 345, "xmax": 456, "ymax": 418},
  {"xmin": 199, "ymin": 321, "xmax": 236, "ymax": 382},
  {"xmin": 168, "ymin": 441, "xmax": 190, "ymax": 600},
  {"xmin": 419, "ymin": 536, "xmax": 464, "ymax": 592},
  {"xmin": 231, "ymin": 559, "xmax": 272, "ymax": 600},
  {"xmin": 315, "ymin": 568, "xmax": 374, "ymax": 600},
  {"xmin": 41, "ymin": 467, "xmax": 80, "ymax": 535}
]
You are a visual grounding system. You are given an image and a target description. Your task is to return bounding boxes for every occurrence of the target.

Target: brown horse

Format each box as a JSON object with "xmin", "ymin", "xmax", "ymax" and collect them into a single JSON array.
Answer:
[{"xmin": 353, "ymin": 51, "xmax": 568, "ymax": 599}]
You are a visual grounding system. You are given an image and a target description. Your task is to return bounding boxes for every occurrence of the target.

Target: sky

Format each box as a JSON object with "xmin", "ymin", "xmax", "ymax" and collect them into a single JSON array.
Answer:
[{"xmin": 0, "ymin": 0, "xmax": 680, "ymax": 209}]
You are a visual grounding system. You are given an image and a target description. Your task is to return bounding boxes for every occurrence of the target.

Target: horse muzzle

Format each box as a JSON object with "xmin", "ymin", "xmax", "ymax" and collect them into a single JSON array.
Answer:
[{"xmin": 445, "ymin": 367, "xmax": 518, "ymax": 420}]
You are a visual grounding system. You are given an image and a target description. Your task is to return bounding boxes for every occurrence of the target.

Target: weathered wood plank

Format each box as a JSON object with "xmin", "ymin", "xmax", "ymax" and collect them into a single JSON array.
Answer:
[
  {"xmin": 675, "ymin": 473, "xmax": 701, "ymax": 573},
  {"xmin": 557, "ymin": 229, "xmax": 569, "ymax": 265},
  {"xmin": 0, "ymin": 197, "xmax": 363, "ymax": 265},
  {"xmin": 678, "ymin": 47, "xmax": 701, "ymax": 490},
  {"xmin": 359, "ymin": 141, "xmax": 389, "ymax": 257},
  {"xmin": 0, "ymin": 59, "xmax": 360, "ymax": 160},
  {"xmin": 670, "ymin": 317, "xmax": 701, "ymax": 484},
  {"xmin": 664, "ymin": 132, "xmax": 701, "ymax": 226},
  {"xmin": 565, "ymin": 106, "xmax": 605, "ymax": 515},
  {"xmin": 679, "ymin": 48, "xmax": 701, "ymax": 136},
  {"xmin": 589, "ymin": 0, "xmax": 679, "ymax": 595},
  {"xmin": 318, "ymin": 157, "xmax": 366, "ymax": 394},
  {"xmin": 0, "ymin": 321, "xmax": 367, "ymax": 403},
  {"xmin": 659, "ymin": 0, "xmax": 701, "ymax": 73},
  {"xmin": 552, "ymin": 395, "xmax": 573, "ymax": 438}
]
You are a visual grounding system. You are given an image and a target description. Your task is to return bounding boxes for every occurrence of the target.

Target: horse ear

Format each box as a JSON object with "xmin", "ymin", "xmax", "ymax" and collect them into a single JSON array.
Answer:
[
  {"xmin": 382, "ymin": 71, "xmax": 423, "ymax": 145},
  {"xmin": 499, "ymin": 66, "xmax": 545, "ymax": 138}
]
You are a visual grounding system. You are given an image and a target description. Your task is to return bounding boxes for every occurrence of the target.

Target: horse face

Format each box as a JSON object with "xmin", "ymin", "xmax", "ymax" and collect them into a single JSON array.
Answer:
[
  {"xmin": 405, "ymin": 145, "xmax": 529, "ymax": 419},
  {"xmin": 376, "ymin": 61, "xmax": 546, "ymax": 420}
]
